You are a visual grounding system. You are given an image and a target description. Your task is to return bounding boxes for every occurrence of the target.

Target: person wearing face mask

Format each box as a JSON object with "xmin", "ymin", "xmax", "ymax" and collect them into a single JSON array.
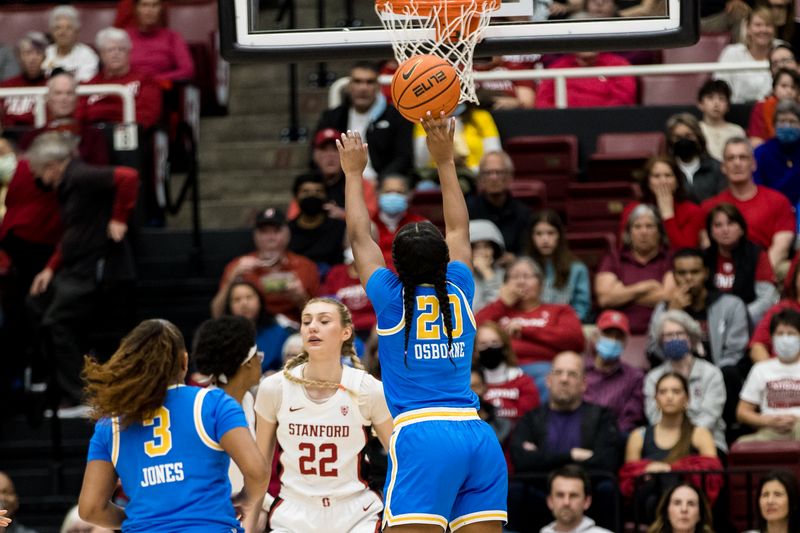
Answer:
[
  {"xmin": 737, "ymin": 308, "xmax": 800, "ymax": 441},
  {"xmin": 754, "ymin": 100, "xmax": 800, "ymax": 207},
  {"xmin": 748, "ymin": 65, "xmax": 799, "ymax": 148},
  {"xmin": 372, "ymin": 173, "xmax": 425, "ymax": 268},
  {"xmin": 474, "ymin": 322, "xmax": 539, "ymax": 427},
  {"xmin": 665, "ymin": 113, "xmax": 727, "ymax": 203},
  {"xmin": 287, "ymin": 172, "xmax": 346, "ymax": 274},
  {"xmin": 583, "ymin": 310, "xmax": 645, "ymax": 435},
  {"xmin": 644, "ymin": 311, "xmax": 728, "ymax": 453}
]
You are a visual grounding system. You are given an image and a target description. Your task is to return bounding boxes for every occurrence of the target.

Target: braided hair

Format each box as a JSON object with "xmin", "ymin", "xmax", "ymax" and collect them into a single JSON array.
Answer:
[
  {"xmin": 282, "ymin": 297, "xmax": 363, "ymax": 396},
  {"xmin": 392, "ymin": 221, "xmax": 454, "ymax": 367}
]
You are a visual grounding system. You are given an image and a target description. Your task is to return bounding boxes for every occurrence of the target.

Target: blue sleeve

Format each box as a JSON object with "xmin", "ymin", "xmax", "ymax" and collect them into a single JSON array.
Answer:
[
  {"xmin": 569, "ymin": 261, "xmax": 592, "ymax": 322},
  {"xmin": 365, "ymin": 267, "xmax": 402, "ymax": 317},
  {"xmin": 258, "ymin": 325, "xmax": 292, "ymax": 372},
  {"xmin": 203, "ymin": 389, "xmax": 248, "ymax": 442},
  {"xmin": 447, "ymin": 261, "xmax": 475, "ymax": 304},
  {"xmin": 87, "ymin": 418, "xmax": 113, "ymax": 463}
]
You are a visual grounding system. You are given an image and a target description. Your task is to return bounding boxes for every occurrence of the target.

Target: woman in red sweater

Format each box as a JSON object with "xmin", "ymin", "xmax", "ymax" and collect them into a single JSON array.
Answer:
[
  {"xmin": 620, "ymin": 156, "xmax": 703, "ymax": 250},
  {"xmin": 476, "ymin": 257, "xmax": 585, "ymax": 395}
]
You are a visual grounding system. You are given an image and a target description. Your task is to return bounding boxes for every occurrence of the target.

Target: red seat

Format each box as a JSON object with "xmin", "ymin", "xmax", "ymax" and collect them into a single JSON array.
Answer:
[
  {"xmin": 595, "ymin": 132, "xmax": 665, "ymax": 155},
  {"xmin": 662, "ymin": 33, "xmax": 732, "ymax": 64},
  {"xmin": 408, "ymin": 190, "xmax": 444, "ymax": 231},
  {"xmin": 1, "ymin": 5, "xmax": 50, "ymax": 47},
  {"xmin": 504, "ymin": 135, "xmax": 578, "ymax": 214},
  {"xmin": 587, "ymin": 132, "xmax": 665, "ymax": 182},
  {"xmin": 509, "ymin": 179, "xmax": 546, "ymax": 212},
  {"xmin": 566, "ymin": 182, "xmax": 637, "ymax": 233},
  {"xmin": 640, "ymin": 73, "xmax": 711, "ymax": 106},
  {"xmin": 565, "ymin": 231, "xmax": 616, "ymax": 276},
  {"xmin": 728, "ymin": 440, "xmax": 800, "ymax": 532}
]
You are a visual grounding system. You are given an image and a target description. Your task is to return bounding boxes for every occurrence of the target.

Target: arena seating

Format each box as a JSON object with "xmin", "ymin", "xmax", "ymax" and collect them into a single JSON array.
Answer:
[
  {"xmin": 508, "ymin": 179, "xmax": 547, "ymax": 212},
  {"xmin": 565, "ymin": 181, "xmax": 637, "ymax": 233},
  {"xmin": 504, "ymin": 134, "xmax": 578, "ymax": 213},
  {"xmin": 409, "ymin": 189, "xmax": 446, "ymax": 230},
  {"xmin": 586, "ymin": 131, "xmax": 665, "ymax": 182}
]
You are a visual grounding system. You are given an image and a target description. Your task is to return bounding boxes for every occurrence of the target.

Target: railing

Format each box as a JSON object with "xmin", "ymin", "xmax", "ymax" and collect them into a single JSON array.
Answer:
[
  {"xmin": 328, "ymin": 61, "xmax": 769, "ymax": 109},
  {"xmin": 0, "ymin": 84, "xmax": 136, "ymax": 127}
]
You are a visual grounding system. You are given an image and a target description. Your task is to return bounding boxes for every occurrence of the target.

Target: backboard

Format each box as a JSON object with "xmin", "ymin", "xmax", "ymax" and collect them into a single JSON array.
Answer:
[{"xmin": 219, "ymin": 0, "xmax": 699, "ymax": 62}]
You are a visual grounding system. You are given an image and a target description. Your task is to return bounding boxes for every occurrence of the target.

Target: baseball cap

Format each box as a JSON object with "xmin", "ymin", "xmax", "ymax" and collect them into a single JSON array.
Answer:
[
  {"xmin": 596, "ymin": 310, "xmax": 630, "ymax": 336},
  {"xmin": 313, "ymin": 128, "xmax": 342, "ymax": 149},
  {"xmin": 254, "ymin": 207, "xmax": 286, "ymax": 228}
]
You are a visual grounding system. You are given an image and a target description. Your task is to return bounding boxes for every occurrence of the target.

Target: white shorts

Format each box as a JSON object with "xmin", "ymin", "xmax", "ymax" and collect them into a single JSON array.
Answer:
[{"xmin": 268, "ymin": 489, "xmax": 383, "ymax": 533}]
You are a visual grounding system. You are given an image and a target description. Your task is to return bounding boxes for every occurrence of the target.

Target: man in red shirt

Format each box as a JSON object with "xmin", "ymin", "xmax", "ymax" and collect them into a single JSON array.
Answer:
[
  {"xmin": 701, "ymin": 137, "xmax": 795, "ymax": 270},
  {"xmin": 210, "ymin": 208, "xmax": 319, "ymax": 324},
  {"xmin": 535, "ymin": 52, "xmax": 637, "ymax": 108}
]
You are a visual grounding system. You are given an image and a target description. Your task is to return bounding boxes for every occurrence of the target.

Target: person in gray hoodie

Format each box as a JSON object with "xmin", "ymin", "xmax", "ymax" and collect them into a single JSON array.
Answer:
[
  {"xmin": 540, "ymin": 464, "xmax": 612, "ymax": 533},
  {"xmin": 470, "ymin": 219, "xmax": 506, "ymax": 312}
]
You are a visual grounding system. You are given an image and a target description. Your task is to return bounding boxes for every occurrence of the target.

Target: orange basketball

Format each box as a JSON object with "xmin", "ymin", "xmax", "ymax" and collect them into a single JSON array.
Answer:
[{"xmin": 391, "ymin": 54, "xmax": 461, "ymax": 123}]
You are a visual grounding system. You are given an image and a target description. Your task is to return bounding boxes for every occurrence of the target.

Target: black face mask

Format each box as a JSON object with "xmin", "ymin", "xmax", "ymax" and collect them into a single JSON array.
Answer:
[
  {"xmin": 34, "ymin": 177, "xmax": 54, "ymax": 192},
  {"xmin": 299, "ymin": 196, "xmax": 325, "ymax": 216},
  {"xmin": 478, "ymin": 347, "xmax": 505, "ymax": 369},
  {"xmin": 671, "ymin": 138, "xmax": 700, "ymax": 160}
]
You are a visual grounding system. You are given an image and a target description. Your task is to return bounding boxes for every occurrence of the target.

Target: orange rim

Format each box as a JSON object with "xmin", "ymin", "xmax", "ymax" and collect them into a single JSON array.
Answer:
[{"xmin": 375, "ymin": 0, "xmax": 499, "ymax": 18}]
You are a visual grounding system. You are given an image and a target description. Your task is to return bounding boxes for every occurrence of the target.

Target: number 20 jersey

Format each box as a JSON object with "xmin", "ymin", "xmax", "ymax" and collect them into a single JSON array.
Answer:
[
  {"xmin": 365, "ymin": 260, "xmax": 479, "ymax": 417},
  {"xmin": 87, "ymin": 385, "xmax": 247, "ymax": 532}
]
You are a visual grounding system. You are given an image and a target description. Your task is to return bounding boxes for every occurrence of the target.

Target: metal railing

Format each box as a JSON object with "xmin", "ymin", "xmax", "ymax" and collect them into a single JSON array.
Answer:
[
  {"xmin": 0, "ymin": 84, "xmax": 136, "ymax": 127},
  {"xmin": 328, "ymin": 60, "xmax": 769, "ymax": 109}
]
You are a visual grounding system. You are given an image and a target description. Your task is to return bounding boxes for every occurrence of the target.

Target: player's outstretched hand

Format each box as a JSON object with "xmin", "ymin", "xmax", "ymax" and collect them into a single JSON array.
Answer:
[
  {"xmin": 336, "ymin": 130, "xmax": 368, "ymax": 177},
  {"xmin": 421, "ymin": 112, "xmax": 455, "ymax": 166}
]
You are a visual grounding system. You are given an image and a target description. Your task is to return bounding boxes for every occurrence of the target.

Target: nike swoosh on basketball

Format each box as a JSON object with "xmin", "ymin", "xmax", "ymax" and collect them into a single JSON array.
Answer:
[
  {"xmin": 363, "ymin": 502, "xmax": 373, "ymax": 512},
  {"xmin": 402, "ymin": 60, "xmax": 423, "ymax": 80},
  {"xmin": 289, "ymin": 406, "xmax": 304, "ymax": 412}
]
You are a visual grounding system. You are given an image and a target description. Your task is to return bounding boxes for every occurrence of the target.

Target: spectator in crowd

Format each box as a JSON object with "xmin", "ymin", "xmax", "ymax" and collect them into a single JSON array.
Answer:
[
  {"xmin": 467, "ymin": 150, "xmax": 532, "ymax": 256},
  {"xmin": 211, "ymin": 207, "xmax": 318, "ymax": 324},
  {"xmin": 528, "ymin": 209, "xmax": 591, "ymax": 322},
  {"xmin": 535, "ymin": 52, "xmax": 637, "ymax": 108},
  {"xmin": 704, "ymin": 203, "xmax": 778, "ymax": 324},
  {"xmin": 0, "ymin": 471, "xmax": 37, "ymax": 533},
  {"xmin": 620, "ymin": 156, "xmax": 704, "ymax": 249},
  {"xmin": 372, "ymin": 174, "xmax": 425, "ymax": 268},
  {"xmin": 471, "ymin": 367, "xmax": 513, "ymax": 443},
  {"xmin": 316, "ymin": 61, "xmax": 412, "ymax": 181},
  {"xmin": 0, "ymin": 32, "xmax": 48, "ymax": 128},
  {"xmin": 665, "ymin": 113, "xmax": 727, "ymax": 202},
  {"xmin": 510, "ymin": 351, "xmax": 620, "ymax": 531},
  {"xmin": 548, "ymin": 0, "xmax": 582, "ymax": 18},
  {"xmin": 744, "ymin": 470, "xmax": 800, "ymax": 533},
  {"xmin": 698, "ymin": 0, "xmax": 751, "ymax": 37},
  {"xmin": 748, "ymin": 67, "xmax": 799, "ymax": 147},
  {"xmin": 0, "ymin": 44, "xmax": 20, "ymax": 82},
  {"xmin": 320, "ymin": 242, "xmax": 375, "ymax": 340},
  {"xmin": 473, "ymin": 55, "xmax": 536, "ymax": 110},
  {"xmin": 701, "ymin": 137, "xmax": 795, "ymax": 270},
  {"xmin": 26, "ymin": 132, "xmax": 138, "ymax": 413},
  {"xmin": 42, "ymin": 6, "xmax": 99, "ymax": 82},
  {"xmin": 716, "ymin": 7, "xmax": 777, "ymax": 103},
  {"xmin": 223, "ymin": 279, "xmax": 291, "ymax": 374},
  {"xmin": 125, "ymin": 0, "xmax": 194, "ymax": 83},
  {"xmin": 584, "ymin": 310, "xmax": 645, "ymax": 435},
  {"xmin": 80, "ymin": 27, "xmax": 162, "ymax": 129},
  {"xmin": 413, "ymin": 103, "xmax": 501, "ymax": 175},
  {"xmin": 60, "ymin": 505, "xmax": 113, "ymax": 533},
  {"xmin": 595, "ymin": 204, "xmax": 674, "ymax": 335},
  {"xmin": 755, "ymin": 99, "xmax": 800, "ymax": 206},
  {"xmin": 474, "ymin": 321, "xmax": 539, "ymax": 424},
  {"xmin": 0, "ymin": 138, "xmax": 15, "ymax": 219},
  {"xmin": 737, "ymin": 308, "xmax": 800, "ymax": 441},
  {"xmin": 644, "ymin": 310, "xmax": 729, "ymax": 453},
  {"xmin": 647, "ymin": 483, "xmax": 715, "ymax": 533},
  {"xmin": 541, "ymin": 464, "xmax": 613, "ymax": 533},
  {"xmin": 570, "ymin": 0, "xmax": 618, "ymax": 18},
  {"xmin": 289, "ymin": 128, "xmax": 377, "ymax": 220},
  {"xmin": 618, "ymin": 0, "xmax": 667, "ymax": 17},
  {"xmin": 477, "ymin": 257, "xmax": 586, "ymax": 394},
  {"xmin": 287, "ymin": 172, "xmax": 346, "ymax": 273},
  {"xmin": 698, "ymin": 79, "xmax": 747, "ymax": 161},
  {"xmin": 750, "ymin": 259, "xmax": 800, "ymax": 362},
  {"xmin": 764, "ymin": 0, "xmax": 798, "ymax": 50},
  {"xmin": 470, "ymin": 219, "xmax": 506, "ymax": 312},
  {"xmin": 19, "ymin": 72, "xmax": 110, "ymax": 165},
  {"xmin": 768, "ymin": 41, "xmax": 798, "ymax": 73}
]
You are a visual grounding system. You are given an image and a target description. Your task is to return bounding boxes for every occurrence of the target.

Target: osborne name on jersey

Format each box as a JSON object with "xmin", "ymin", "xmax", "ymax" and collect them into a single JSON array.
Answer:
[
  {"xmin": 140, "ymin": 462, "xmax": 185, "ymax": 487},
  {"xmin": 413, "ymin": 341, "xmax": 466, "ymax": 360},
  {"xmin": 288, "ymin": 424, "xmax": 350, "ymax": 438}
]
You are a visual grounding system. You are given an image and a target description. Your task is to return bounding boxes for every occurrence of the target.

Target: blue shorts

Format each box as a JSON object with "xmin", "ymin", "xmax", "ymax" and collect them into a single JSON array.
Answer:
[{"xmin": 382, "ymin": 407, "xmax": 508, "ymax": 531}]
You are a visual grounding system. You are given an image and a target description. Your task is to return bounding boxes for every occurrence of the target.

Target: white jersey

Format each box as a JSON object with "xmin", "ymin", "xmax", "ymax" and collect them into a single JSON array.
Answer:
[{"xmin": 255, "ymin": 364, "xmax": 390, "ymax": 501}]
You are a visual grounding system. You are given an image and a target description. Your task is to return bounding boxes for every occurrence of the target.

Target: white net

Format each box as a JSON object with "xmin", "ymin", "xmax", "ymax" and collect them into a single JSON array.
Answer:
[{"xmin": 375, "ymin": 0, "xmax": 500, "ymax": 104}]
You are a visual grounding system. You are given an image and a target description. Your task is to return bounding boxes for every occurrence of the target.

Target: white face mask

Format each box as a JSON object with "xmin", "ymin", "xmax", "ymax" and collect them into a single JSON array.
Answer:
[
  {"xmin": 0, "ymin": 153, "xmax": 17, "ymax": 184},
  {"xmin": 773, "ymin": 334, "xmax": 800, "ymax": 361}
]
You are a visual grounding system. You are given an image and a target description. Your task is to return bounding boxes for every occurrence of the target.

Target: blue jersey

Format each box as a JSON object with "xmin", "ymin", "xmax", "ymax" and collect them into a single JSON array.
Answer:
[
  {"xmin": 87, "ymin": 385, "xmax": 248, "ymax": 532},
  {"xmin": 366, "ymin": 260, "xmax": 478, "ymax": 417}
]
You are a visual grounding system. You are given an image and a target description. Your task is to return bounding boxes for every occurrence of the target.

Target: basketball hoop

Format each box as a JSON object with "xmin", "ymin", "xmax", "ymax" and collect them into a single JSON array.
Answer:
[{"xmin": 375, "ymin": 0, "xmax": 501, "ymax": 104}]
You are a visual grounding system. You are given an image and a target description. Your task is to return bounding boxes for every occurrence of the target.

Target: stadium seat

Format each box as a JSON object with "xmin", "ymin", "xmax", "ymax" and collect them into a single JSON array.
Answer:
[
  {"xmin": 727, "ymin": 440, "xmax": 800, "ymax": 532},
  {"xmin": 640, "ymin": 73, "xmax": 711, "ymax": 106},
  {"xmin": 566, "ymin": 182, "xmax": 637, "ymax": 233},
  {"xmin": 662, "ymin": 33, "xmax": 732, "ymax": 64},
  {"xmin": 408, "ymin": 189, "xmax": 445, "ymax": 230},
  {"xmin": 565, "ymin": 231, "xmax": 616, "ymax": 276},
  {"xmin": 509, "ymin": 179, "xmax": 546, "ymax": 212},
  {"xmin": 504, "ymin": 135, "xmax": 578, "ymax": 214},
  {"xmin": 586, "ymin": 131, "xmax": 665, "ymax": 182}
]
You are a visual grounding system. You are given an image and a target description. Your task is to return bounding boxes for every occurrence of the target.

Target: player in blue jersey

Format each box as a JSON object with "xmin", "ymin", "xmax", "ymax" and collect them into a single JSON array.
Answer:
[
  {"xmin": 77, "ymin": 319, "xmax": 268, "ymax": 532},
  {"xmin": 338, "ymin": 114, "xmax": 508, "ymax": 532}
]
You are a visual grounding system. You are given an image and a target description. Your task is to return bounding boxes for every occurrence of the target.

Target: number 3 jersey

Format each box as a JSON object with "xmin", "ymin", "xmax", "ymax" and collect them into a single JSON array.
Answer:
[
  {"xmin": 86, "ymin": 384, "xmax": 248, "ymax": 532},
  {"xmin": 254, "ymin": 364, "xmax": 391, "ymax": 500}
]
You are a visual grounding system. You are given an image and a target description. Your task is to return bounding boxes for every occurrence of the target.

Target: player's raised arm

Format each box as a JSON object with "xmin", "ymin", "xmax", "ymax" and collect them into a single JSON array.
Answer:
[
  {"xmin": 338, "ymin": 131, "xmax": 386, "ymax": 285},
  {"xmin": 421, "ymin": 113, "xmax": 471, "ymax": 269}
]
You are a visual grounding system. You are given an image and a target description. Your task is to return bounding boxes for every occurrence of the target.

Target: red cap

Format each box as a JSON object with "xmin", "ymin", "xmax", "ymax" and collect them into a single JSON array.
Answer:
[
  {"xmin": 313, "ymin": 128, "xmax": 342, "ymax": 149},
  {"xmin": 596, "ymin": 310, "xmax": 630, "ymax": 336}
]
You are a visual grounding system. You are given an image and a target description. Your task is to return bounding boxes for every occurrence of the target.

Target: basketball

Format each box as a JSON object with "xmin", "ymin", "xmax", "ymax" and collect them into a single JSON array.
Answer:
[{"xmin": 391, "ymin": 54, "xmax": 461, "ymax": 123}]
